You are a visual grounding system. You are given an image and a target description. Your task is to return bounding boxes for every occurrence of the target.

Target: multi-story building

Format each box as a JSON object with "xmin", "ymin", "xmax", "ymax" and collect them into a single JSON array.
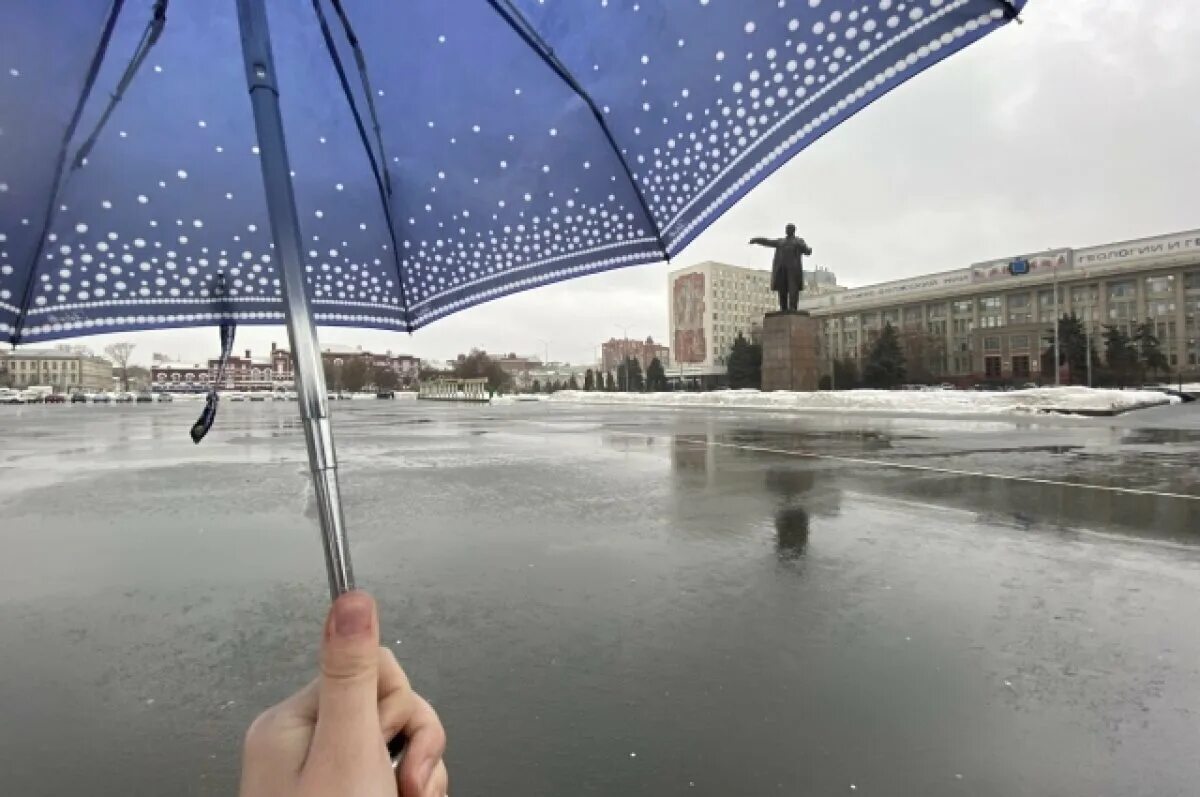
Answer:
[
  {"xmin": 151, "ymin": 343, "xmax": 420, "ymax": 391},
  {"xmin": 599, "ymin": 336, "xmax": 669, "ymax": 375},
  {"xmin": 496, "ymin": 353, "xmax": 542, "ymax": 389},
  {"xmin": 795, "ymin": 228, "xmax": 1200, "ymax": 382},
  {"xmin": 0, "ymin": 347, "xmax": 113, "ymax": 392},
  {"xmin": 667, "ymin": 261, "xmax": 841, "ymax": 379},
  {"xmin": 151, "ymin": 348, "xmax": 277, "ymax": 392}
]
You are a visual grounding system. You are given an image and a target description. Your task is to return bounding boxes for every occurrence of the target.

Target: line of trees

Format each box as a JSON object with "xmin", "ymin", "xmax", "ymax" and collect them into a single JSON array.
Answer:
[
  {"xmin": 834, "ymin": 314, "xmax": 1176, "ymax": 390},
  {"xmin": 323, "ymin": 358, "xmax": 401, "ymax": 393},
  {"xmin": 1038, "ymin": 313, "xmax": 1169, "ymax": 386},
  {"xmin": 576, "ymin": 356, "xmax": 668, "ymax": 392}
]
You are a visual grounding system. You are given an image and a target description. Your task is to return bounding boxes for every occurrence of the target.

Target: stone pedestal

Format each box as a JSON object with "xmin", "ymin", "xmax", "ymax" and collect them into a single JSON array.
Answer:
[{"xmin": 762, "ymin": 312, "xmax": 820, "ymax": 392}]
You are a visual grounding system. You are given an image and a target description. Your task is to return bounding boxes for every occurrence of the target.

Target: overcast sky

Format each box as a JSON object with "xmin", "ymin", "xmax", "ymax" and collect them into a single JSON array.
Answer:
[{"xmin": 55, "ymin": 0, "xmax": 1200, "ymax": 367}]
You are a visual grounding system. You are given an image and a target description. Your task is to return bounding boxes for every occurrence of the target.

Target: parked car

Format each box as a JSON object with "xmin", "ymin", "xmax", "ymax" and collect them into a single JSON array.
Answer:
[
  {"xmin": 229, "ymin": 392, "xmax": 246, "ymax": 402},
  {"xmin": 155, "ymin": 392, "xmax": 174, "ymax": 402},
  {"xmin": 20, "ymin": 390, "xmax": 46, "ymax": 403},
  {"xmin": 376, "ymin": 390, "xmax": 396, "ymax": 399},
  {"xmin": 0, "ymin": 389, "xmax": 25, "ymax": 405},
  {"xmin": 93, "ymin": 392, "xmax": 112, "ymax": 403},
  {"xmin": 44, "ymin": 393, "xmax": 67, "ymax": 404},
  {"xmin": 136, "ymin": 391, "xmax": 155, "ymax": 403},
  {"xmin": 249, "ymin": 393, "xmax": 268, "ymax": 402},
  {"xmin": 114, "ymin": 392, "xmax": 135, "ymax": 403},
  {"xmin": 71, "ymin": 392, "xmax": 89, "ymax": 403}
]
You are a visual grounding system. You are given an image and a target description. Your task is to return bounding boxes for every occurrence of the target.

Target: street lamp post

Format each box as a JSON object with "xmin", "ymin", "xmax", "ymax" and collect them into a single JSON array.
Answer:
[
  {"xmin": 1053, "ymin": 259, "xmax": 1061, "ymax": 386},
  {"xmin": 1086, "ymin": 325, "xmax": 1093, "ymax": 388}
]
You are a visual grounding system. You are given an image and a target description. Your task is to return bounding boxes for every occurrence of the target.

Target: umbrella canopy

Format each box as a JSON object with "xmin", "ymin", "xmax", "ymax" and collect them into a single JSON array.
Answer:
[
  {"xmin": 1, "ymin": 0, "xmax": 1024, "ymax": 342},
  {"xmin": 0, "ymin": 0, "xmax": 1025, "ymax": 599}
]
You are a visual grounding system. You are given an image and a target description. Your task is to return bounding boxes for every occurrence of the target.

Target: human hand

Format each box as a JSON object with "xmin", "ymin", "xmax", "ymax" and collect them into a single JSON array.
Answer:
[{"xmin": 239, "ymin": 591, "xmax": 448, "ymax": 797}]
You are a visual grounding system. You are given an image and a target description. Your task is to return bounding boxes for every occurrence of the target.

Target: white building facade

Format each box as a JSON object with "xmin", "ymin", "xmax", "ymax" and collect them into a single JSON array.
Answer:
[
  {"xmin": 795, "ymin": 228, "xmax": 1200, "ymax": 382},
  {"xmin": 667, "ymin": 260, "xmax": 839, "ymax": 377}
]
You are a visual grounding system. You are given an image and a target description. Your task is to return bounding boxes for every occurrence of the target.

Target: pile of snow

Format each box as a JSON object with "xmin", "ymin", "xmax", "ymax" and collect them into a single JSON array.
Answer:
[
  {"xmin": 1153, "ymin": 382, "xmax": 1200, "ymax": 394},
  {"xmin": 544, "ymin": 386, "xmax": 1178, "ymax": 416}
]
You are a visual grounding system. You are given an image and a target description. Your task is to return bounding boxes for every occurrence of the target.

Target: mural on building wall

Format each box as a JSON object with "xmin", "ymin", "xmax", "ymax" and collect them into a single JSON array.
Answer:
[{"xmin": 673, "ymin": 272, "xmax": 707, "ymax": 363}]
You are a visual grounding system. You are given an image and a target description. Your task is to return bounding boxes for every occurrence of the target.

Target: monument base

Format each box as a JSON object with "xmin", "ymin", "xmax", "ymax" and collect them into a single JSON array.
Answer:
[{"xmin": 762, "ymin": 312, "xmax": 820, "ymax": 392}]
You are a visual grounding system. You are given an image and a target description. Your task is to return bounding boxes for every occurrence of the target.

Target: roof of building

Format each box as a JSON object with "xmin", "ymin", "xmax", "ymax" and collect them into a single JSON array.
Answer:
[
  {"xmin": 1, "ymin": 348, "xmax": 110, "ymax": 362},
  {"xmin": 152, "ymin": 362, "xmax": 207, "ymax": 370}
]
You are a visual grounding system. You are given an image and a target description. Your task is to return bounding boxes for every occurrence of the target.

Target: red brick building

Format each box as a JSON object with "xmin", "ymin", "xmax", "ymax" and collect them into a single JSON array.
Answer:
[{"xmin": 600, "ymin": 336, "xmax": 669, "ymax": 375}]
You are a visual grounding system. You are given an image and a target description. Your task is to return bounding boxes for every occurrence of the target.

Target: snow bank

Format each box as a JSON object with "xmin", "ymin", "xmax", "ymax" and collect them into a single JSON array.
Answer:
[{"xmin": 544, "ymin": 387, "xmax": 1178, "ymax": 416}]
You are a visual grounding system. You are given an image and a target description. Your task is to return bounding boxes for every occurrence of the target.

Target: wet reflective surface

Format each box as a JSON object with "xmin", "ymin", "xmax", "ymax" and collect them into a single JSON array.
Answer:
[{"xmin": 1, "ymin": 400, "xmax": 1199, "ymax": 795}]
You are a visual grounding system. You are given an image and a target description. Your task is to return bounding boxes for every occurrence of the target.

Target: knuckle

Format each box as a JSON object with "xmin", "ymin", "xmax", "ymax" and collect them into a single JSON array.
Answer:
[
  {"xmin": 320, "ymin": 651, "xmax": 377, "ymax": 682},
  {"xmin": 243, "ymin": 709, "xmax": 278, "ymax": 752}
]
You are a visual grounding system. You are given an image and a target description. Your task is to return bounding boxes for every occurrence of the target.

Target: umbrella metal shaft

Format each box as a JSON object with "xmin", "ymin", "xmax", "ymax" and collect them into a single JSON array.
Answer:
[{"xmin": 236, "ymin": 0, "xmax": 354, "ymax": 600}]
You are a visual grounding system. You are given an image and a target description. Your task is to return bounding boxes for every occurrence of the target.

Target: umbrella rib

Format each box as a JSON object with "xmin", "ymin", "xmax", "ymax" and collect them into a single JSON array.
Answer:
[
  {"xmin": 310, "ymin": 0, "xmax": 412, "ymax": 330},
  {"xmin": 69, "ymin": 0, "xmax": 169, "ymax": 173},
  {"xmin": 326, "ymin": 0, "xmax": 393, "ymax": 197},
  {"xmin": 11, "ymin": 0, "xmax": 129, "ymax": 345},
  {"xmin": 485, "ymin": 0, "xmax": 670, "ymax": 262}
]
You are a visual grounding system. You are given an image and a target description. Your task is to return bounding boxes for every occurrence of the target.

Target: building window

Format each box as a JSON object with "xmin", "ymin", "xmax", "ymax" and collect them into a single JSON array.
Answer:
[
  {"xmin": 1144, "ymin": 275, "xmax": 1174, "ymax": 294},
  {"xmin": 1184, "ymin": 271, "xmax": 1200, "ymax": 291},
  {"xmin": 1009, "ymin": 334, "xmax": 1030, "ymax": 350},
  {"xmin": 1108, "ymin": 303, "xmax": 1136, "ymax": 321},
  {"xmin": 979, "ymin": 296, "xmax": 1002, "ymax": 311},
  {"xmin": 952, "ymin": 299, "xmax": 972, "ymax": 314},
  {"xmin": 1107, "ymin": 280, "xmax": 1135, "ymax": 300},
  {"xmin": 1007, "ymin": 293, "xmax": 1030, "ymax": 309},
  {"xmin": 1146, "ymin": 300, "xmax": 1175, "ymax": 317},
  {"xmin": 1071, "ymin": 284, "xmax": 1099, "ymax": 305},
  {"xmin": 983, "ymin": 336, "xmax": 1001, "ymax": 351},
  {"xmin": 984, "ymin": 356, "xmax": 1002, "ymax": 379},
  {"xmin": 1012, "ymin": 355, "xmax": 1031, "ymax": 379}
]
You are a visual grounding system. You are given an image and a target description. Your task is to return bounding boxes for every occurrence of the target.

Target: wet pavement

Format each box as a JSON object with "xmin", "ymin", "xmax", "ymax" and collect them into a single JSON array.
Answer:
[{"xmin": 1, "ymin": 399, "xmax": 1198, "ymax": 796}]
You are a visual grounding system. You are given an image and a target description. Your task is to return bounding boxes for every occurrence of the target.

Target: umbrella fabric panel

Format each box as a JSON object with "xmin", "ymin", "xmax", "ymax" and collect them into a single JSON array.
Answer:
[
  {"xmin": 504, "ymin": 0, "xmax": 1025, "ymax": 256},
  {"xmin": 349, "ymin": 0, "xmax": 666, "ymax": 329},
  {"xmin": 1, "ymin": 0, "xmax": 404, "ymax": 344},
  {"xmin": 0, "ymin": 0, "xmax": 117, "ymax": 340}
]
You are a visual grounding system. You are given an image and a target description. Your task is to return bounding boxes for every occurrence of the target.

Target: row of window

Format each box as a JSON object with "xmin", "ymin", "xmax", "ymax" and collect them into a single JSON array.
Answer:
[
  {"xmin": 4, "ymin": 360, "xmax": 79, "ymax": 371},
  {"xmin": 827, "ymin": 272, "xmax": 1198, "ymax": 333},
  {"xmin": 983, "ymin": 335, "xmax": 1032, "ymax": 352}
]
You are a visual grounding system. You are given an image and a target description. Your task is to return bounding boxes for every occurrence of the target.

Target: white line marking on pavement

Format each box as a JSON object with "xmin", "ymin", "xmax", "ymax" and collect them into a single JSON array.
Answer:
[{"xmin": 641, "ymin": 432, "xmax": 1200, "ymax": 502}]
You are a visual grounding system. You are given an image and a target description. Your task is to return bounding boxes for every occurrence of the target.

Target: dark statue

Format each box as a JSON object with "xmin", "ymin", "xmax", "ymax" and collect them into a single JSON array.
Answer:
[{"xmin": 750, "ymin": 224, "xmax": 813, "ymax": 313}]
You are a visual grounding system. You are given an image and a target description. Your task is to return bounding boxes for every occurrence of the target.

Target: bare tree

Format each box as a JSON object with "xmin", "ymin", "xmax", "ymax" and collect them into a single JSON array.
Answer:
[
  {"xmin": 340, "ymin": 357, "xmax": 369, "ymax": 392},
  {"xmin": 373, "ymin": 366, "xmax": 399, "ymax": 391},
  {"xmin": 104, "ymin": 342, "xmax": 136, "ymax": 392},
  {"xmin": 898, "ymin": 329, "xmax": 945, "ymax": 385}
]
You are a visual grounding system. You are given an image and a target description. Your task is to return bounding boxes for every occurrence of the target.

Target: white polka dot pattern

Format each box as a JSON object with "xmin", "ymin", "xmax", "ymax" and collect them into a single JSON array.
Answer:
[{"xmin": 0, "ymin": 0, "xmax": 1022, "ymax": 342}]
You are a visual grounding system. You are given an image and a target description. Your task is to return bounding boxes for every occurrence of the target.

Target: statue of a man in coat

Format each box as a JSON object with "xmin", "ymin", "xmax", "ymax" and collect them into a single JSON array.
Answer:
[{"xmin": 750, "ymin": 224, "xmax": 813, "ymax": 313}]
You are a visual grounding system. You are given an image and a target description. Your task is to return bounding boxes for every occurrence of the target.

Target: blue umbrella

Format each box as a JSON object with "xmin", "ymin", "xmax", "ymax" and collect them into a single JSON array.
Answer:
[{"xmin": 0, "ymin": 0, "xmax": 1025, "ymax": 597}]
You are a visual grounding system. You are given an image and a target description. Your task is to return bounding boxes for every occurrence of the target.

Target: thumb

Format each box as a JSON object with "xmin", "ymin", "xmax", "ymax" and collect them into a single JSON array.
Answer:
[{"xmin": 309, "ymin": 591, "xmax": 385, "ymax": 761}]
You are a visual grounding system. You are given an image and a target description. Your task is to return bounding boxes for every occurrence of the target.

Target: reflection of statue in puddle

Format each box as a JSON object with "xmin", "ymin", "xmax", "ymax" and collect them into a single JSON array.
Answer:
[
  {"xmin": 775, "ymin": 505, "xmax": 810, "ymax": 560},
  {"xmin": 766, "ymin": 465, "xmax": 815, "ymax": 561},
  {"xmin": 765, "ymin": 466, "xmax": 816, "ymax": 498}
]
